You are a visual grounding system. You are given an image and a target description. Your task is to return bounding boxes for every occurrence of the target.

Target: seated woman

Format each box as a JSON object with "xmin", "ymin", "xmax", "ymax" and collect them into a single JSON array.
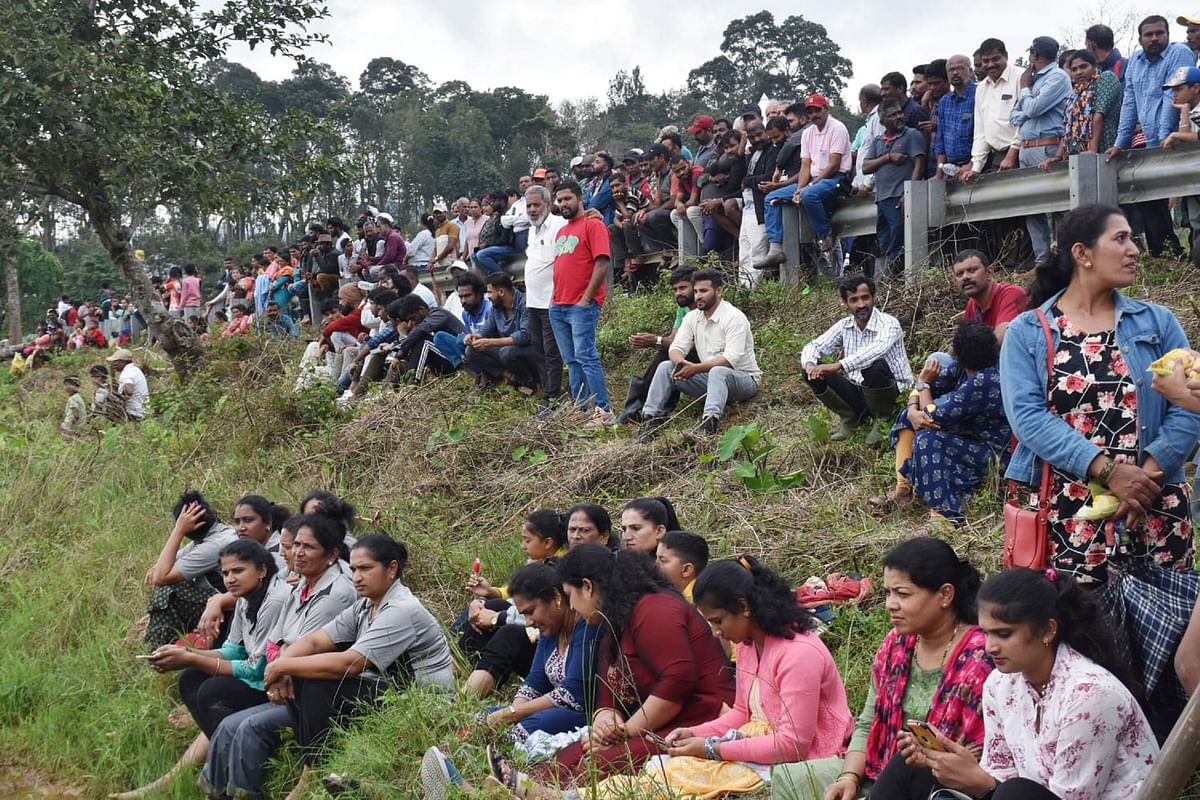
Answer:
[
  {"xmin": 874, "ymin": 568, "xmax": 1157, "ymax": 800},
  {"xmin": 457, "ymin": 509, "xmax": 569, "ymax": 695},
  {"xmin": 870, "ymin": 321, "xmax": 1009, "ymax": 523},
  {"xmin": 199, "ymin": 514, "xmax": 357, "ymax": 800},
  {"xmin": 112, "ymin": 540, "xmax": 290, "ymax": 799},
  {"xmin": 482, "ymin": 563, "xmax": 600, "ymax": 750},
  {"xmin": 598, "ymin": 555, "xmax": 854, "ymax": 799},
  {"xmin": 773, "ymin": 537, "xmax": 992, "ymax": 800},
  {"xmin": 195, "ymin": 496, "xmax": 293, "ymax": 643},
  {"xmin": 564, "ymin": 503, "xmax": 618, "ymax": 550},
  {"xmin": 264, "ymin": 534, "xmax": 455, "ymax": 796},
  {"xmin": 448, "ymin": 545, "xmax": 734, "ymax": 798},
  {"xmin": 619, "ymin": 496, "xmax": 679, "ymax": 553},
  {"xmin": 298, "ymin": 489, "xmax": 357, "ymax": 552},
  {"xmin": 144, "ymin": 491, "xmax": 238, "ymax": 649}
]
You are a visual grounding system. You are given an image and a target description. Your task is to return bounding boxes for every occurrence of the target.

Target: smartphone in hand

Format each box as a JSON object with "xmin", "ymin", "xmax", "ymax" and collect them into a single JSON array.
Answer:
[
  {"xmin": 906, "ymin": 720, "xmax": 945, "ymax": 752},
  {"xmin": 642, "ymin": 731, "xmax": 672, "ymax": 748}
]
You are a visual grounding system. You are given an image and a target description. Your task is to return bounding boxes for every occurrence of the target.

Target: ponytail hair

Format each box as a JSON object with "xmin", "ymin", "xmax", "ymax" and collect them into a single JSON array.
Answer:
[
  {"xmin": 218, "ymin": 539, "xmax": 278, "ymax": 626},
  {"xmin": 525, "ymin": 509, "xmax": 568, "ymax": 551},
  {"xmin": 557, "ymin": 544, "xmax": 674, "ymax": 659},
  {"xmin": 622, "ymin": 496, "xmax": 681, "ymax": 532},
  {"xmin": 1027, "ymin": 204, "xmax": 1126, "ymax": 308},
  {"xmin": 882, "ymin": 537, "xmax": 981, "ymax": 623},
  {"xmin": 234, "ymin": 495, "xmax": 289, "ymax": 533},
  {"xmin": 351, "ymin": 534, "xmax": 408, "ymax": 579},
  {"xmin": 299, "ymin": 490, "xmax": 357, "ymax": 533},
  {"xmin": 693, "ymin": 555, "xmax": 817, "ymax": 638},
  {"xmin": 978, "ymin": 568, "xmax": 1139, "ymax": 695}
]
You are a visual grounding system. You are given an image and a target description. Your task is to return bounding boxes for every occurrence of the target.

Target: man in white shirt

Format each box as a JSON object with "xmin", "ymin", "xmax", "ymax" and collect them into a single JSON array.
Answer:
[
  {"xmin": 958, "ymin": 38, "xmax": 1022, "ymax": 181},
  {"xmin": 800, "ymin": 274, "xmax": 913, "ymax": 445},
  {"xmin": 523, "ymin": 185, "xmax": 567, "ymax": 413},
  {"xmin": 106, "ymin": 348, "xmax": 150, "ymax": 421},
  {"xmin": 637, "ymin": 269, "xmax": 760, "ymax": 438}
]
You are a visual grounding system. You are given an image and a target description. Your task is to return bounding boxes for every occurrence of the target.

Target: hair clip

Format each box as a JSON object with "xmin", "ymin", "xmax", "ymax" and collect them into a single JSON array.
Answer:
[
  {"xmin": 738, "ymin": 556, "xmax": 753, "ymax": 571},
  {"xmin": 1044, "ymin": 568, "xmax": 1057, "ymax": 582}
]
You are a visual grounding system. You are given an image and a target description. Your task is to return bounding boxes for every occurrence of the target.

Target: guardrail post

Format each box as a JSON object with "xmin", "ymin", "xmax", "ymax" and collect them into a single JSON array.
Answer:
[
  {"xmin": 903, "ymin": 180, "xmax": 931, "ymax": 286},
  {"xmin": 1069, "ymin": 152, "xmax": 1118, "ymax": 208},
  {"xmin": 782, "ymin": 204, "xmax": 803, "ymax": 288},
  {"xmin": 926, "ymin": 178, "xmax": 946, "ymax": 228},
  {"xmin": 677, "ymin": 217, "xmax": 700, "ymax": 264}
]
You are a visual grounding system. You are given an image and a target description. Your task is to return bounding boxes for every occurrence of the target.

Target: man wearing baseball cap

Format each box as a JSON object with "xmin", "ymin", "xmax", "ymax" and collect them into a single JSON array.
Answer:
[
  {"xmin": 686, "ymin": 115, "xmax": 717, "ymax": 168},
  {"xmin": 1010, "ymin": 36, "xmax": 1071, "ymax": 268},
  {"xmin": 1163, "ymin": 65, "xmax": 1200, "ymax": 264},
  {"xmin": 1178, "ymin": 13, "xmax": 1200, "ymax": 62},
  {"xmin": 432, "ymin": 203, "xmax": 460, "ymax": 269}
]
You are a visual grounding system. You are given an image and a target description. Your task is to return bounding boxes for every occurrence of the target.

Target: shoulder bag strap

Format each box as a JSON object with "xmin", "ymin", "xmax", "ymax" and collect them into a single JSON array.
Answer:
[{"xmin": 1033, "ymin": 309, "xmax": 1055, "ymax": 511}]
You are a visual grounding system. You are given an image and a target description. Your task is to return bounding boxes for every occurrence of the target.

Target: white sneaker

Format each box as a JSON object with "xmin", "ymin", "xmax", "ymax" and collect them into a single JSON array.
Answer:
[{"xmin": 584, "ymin": 408, "xmax": 616, "ymax": 428}]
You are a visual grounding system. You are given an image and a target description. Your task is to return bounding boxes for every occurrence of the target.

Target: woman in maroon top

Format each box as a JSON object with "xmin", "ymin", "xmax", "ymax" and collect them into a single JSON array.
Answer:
[{"xmin": 551, "ymin": 544, "xmax": 731, "ymax": 783}]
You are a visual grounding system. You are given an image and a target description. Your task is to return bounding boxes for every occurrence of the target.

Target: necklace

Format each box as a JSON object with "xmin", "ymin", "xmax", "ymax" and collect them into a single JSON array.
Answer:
[{"xmin": 918, "ymin": 622, "xmax": 961, "ymax": 670}]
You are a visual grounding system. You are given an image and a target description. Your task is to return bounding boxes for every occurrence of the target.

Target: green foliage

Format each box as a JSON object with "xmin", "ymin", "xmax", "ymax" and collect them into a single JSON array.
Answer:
[
  {"xmin": 709, "ymin": 422, "xmax": 806, "ymax": 492},
  {"xmin": 0, "ymin": 238, "xmax": 65, "ymax": 335},
  {"xmin": 687, "ymin": 11, "xmax": 854, "ymax": 115}
]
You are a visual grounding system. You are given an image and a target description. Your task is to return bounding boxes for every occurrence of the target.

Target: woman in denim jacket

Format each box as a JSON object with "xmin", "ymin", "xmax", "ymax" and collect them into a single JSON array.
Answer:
[{"xmin": 1000, "ymin": 204, "xmax": 1200, "ymax": 585}]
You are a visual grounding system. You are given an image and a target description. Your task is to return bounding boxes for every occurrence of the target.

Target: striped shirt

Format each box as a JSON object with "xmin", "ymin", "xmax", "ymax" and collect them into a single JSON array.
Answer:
[{"xmin": 800, "ymin": 307, "xmax": 913, "ymax": 389}]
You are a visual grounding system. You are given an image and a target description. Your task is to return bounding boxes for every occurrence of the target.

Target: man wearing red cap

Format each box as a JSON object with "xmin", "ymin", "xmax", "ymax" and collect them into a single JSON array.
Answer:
[{"xmin": 686, "ymin": 115, "xmax": 717, "ymax": 168}]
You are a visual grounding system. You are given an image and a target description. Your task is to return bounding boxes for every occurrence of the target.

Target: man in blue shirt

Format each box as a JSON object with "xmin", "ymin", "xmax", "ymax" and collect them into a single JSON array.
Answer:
[
  {"xmin": 463, "ymin": 271, "xmax": 539, "ymax": 393},
  {"xmin": 934, "ymin": 55, "xmax": 977, "ymax": 176},
  {"xmin": 1011, "ymin": 36, "xmax": 1071, "ymax": 267},
  {"xmin": 1107, "ymin": 15, "xmax": 1196, "ymax": 257},
  {"xmin": 1086, "ymin": 24, "xmax": 1129, "ymax": 82}
]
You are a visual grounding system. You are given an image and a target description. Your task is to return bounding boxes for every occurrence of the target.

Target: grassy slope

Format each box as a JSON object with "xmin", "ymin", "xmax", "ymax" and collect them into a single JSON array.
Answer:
[{"xmin": 0, "ymin": 263, "xmax": 1196, "ymax": 798}]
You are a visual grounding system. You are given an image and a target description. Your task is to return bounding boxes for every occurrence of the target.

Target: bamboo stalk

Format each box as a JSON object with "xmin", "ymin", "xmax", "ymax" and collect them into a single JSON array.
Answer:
[{"xmin": 1133, "ymin": 688, "xmax": 1200, "ymax": 800}]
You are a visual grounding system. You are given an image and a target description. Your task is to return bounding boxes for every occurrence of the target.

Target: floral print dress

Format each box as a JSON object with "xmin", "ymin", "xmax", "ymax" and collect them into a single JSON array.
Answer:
[{"xmin": 1044, "ymin": 311, "xmax": 1193, "ymax": 583}]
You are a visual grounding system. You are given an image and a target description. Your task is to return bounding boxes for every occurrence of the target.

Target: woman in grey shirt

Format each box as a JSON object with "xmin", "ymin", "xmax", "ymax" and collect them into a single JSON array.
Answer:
[{"xmin": 263, "ymin": 535, "xmax": 453, "ymax": 794}]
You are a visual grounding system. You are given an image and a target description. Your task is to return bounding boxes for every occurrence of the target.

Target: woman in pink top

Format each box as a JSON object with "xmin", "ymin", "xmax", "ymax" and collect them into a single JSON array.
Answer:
[
  {"xmin": 181, "ymin": 264, "xmax": 203, "ymax": 316},
  {"xmin": 658, "ymin": 555, "xmax": 854, "ymax": 798},
  {"xmin": 463, "ymin": 199, "xmax": 486, "ymax": 257}
]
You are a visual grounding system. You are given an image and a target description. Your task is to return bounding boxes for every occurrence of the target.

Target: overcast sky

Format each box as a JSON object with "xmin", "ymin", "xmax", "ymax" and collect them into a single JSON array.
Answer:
[{"xmin": 226, "ymin": 0, "xmax": 1160, "ymax": 108}]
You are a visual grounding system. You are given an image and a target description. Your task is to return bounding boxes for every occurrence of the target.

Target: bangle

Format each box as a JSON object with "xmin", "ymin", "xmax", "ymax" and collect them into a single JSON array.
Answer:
[
  {"xmin": 836, "ymin": 771, "xmax": 862, "ymax": 787},
  {"xmin": 655, "ymin": 335, "xmax": 663, "ymax": 348},
  {"xmin": 909, "ymin": 390, "xmax": 920, "ymax": 398},
  {"xmin": 704, "ymin": 737, "xmax": 721, "ymax": 760},
  {"xmin": 1098, "ymin": 458, "xmax": 1117, "ymax": 487}
]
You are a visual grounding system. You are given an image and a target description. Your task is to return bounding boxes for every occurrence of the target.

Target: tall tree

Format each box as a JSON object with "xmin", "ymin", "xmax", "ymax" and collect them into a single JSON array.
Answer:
[
  {"xmin": 0, "ymin": 0, "xmax": 338, "ymax": 377},
  {"xmin": 687, "ymin": 11, "xmax": 853, "ymax": 114}
]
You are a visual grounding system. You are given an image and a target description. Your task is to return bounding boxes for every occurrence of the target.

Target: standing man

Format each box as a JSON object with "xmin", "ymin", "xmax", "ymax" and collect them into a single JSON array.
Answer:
[
  {"xmin": 522, "ymin": 185, "xmax": 567, "ymax": 413},
  {"xmin": 687, "ymin": 115, "xmax": 718, "ymax": 168},
  {"xmin": 549, "ymin": 181, "xmax": 612, "ymax": 426},
  {"xmin": 1010, "ymin": 36, "xmax": 1071, "ymax": 268},
  {"xmin": 636, "ymin": 269, "xmax": 760, "ymax": 438},
  {"xmin": 861, "ymin": 98, "xmax": 927, "ymax": 275},
  {"xmin": 934, "ymin": 55, "xmax": 977, "ymax": 178},
  {"xmin": 880, "ymin": 72, "xmax": 928, "ymax": 129},
  {"xmin": 1178, "ymin": 13, "xmax": 1200, "ymax": 63},
  {"xmin": 793, "ymin": 94, "xmax": 852, "ymax": 255},
  {"xmin": 1107, "ymin": 15, "xmax": 1196, "ymax": 257},
  {"xmin": 800, "ymin": 274, "xmax": 912, "ymax": 445},
  {"xmin": 1086, "ymin": 24, "xmax": 1129, "ymax": 79},
  {"xmin": 960, "ymin": 38, "xmax": 1022, "ymax": 181}
]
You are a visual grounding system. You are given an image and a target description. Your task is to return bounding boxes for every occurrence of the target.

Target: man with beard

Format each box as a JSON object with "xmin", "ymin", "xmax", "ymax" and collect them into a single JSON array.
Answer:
[
  {"xmin": 615, "ymin": 266, "xmax": 698, "ymax": 424},
  {"xmin": 636, "ymin": 269, "xmax": 760, "ymax": 439},
  {"xmin": 800, "ymin": 274, "xmax": 912, "ymax": 445},
  {"xmin": 550, "ymin": 180, "xmax": 613, "ymax": 426},
  {"xmin": 1107, "ymin": 15, "xmax": 1196, "ymax": 257},
  {"xmin": 522, "ymin": 185, "xmax": 566, "ymax": 413}
]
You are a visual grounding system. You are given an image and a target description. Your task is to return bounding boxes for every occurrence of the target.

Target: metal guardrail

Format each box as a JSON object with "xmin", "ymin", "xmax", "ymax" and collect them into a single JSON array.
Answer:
[{"xmin": 678, "ymin": 144, "xmax": 1200, "ymax": 286}]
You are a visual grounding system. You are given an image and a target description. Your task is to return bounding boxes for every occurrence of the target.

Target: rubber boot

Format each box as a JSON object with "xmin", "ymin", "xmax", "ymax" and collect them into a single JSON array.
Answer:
[
  {"xmin": 754, "ymin": 242, "xmax": 785, "ymax": 270},
  {"xmin": 862, "ymin": 386, "xmax": 900, "ymax": 447},
  {"xmin": 813, "ymin": 387, "xmax": 860, "ymax": 442}
]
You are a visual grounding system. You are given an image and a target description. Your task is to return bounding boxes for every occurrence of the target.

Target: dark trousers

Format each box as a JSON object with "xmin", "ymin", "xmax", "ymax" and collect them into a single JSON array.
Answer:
[
  {"xmin": 802, "ymin": 359, "xmax": 896, "ymax": 420},
  {"xmin": 178, "ymin": 668, "xmax": 268, "ymax": 739},
  {"xmin": 609, "ymin": 220, "xmax": 642, "ymax": 270},
  {"xmin": 1134, "ymin": 198, "xmax": 1183, "ymax": 257},
  {"xmin": 473, "ymin": 623, "xmax": 537, "ymax": 684},
  {"xmin": 466, "ymin": 344, "xmax": 542, "ymax": 389},
  {"xmin": 872, "ymin": 752, "xmax": 1059, "ymax": 800},
  {"xmin": 452, "ymin": 598, "xmax": 512, "ymax": 659},
  {"xmin": 639, "ymin": 208, "xmax": 676, "ymax": 253},
  {"xmin": 529, "ymin": 307, "xmax": 563, "ymax": 398},
  {"xmin": 289, "ymin": 675, "xmax": 384, "ymax": 764}
]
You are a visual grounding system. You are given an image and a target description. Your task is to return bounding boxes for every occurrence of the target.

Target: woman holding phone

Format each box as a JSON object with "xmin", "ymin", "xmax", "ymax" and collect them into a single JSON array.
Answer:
[{"xmin": 872, "ymin": 568, "xmax": 1156, "ymax": 800}]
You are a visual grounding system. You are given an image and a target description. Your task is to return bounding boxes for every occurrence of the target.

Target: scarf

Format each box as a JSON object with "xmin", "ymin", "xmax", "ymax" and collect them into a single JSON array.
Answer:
[
  {"xmin": 864, "ymin": 626, "xmax": 992, "ymax": 779},
  {"xmin": 1064, "ymin": 76, "xmax": 1098, "ymax": 154}
]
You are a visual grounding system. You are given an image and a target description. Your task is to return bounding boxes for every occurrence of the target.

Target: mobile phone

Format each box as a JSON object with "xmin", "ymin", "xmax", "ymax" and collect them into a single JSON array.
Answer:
[
  {"xmin": 642, "ymin": 731, "xmax": 672, "ymax": 748},
  {"xmin": 134, "ymin": 654, "xmax": 157, "ymax": 660},
  {"xmin": 906, "ymin": 721, "xmax": 945, "ymax": 752}
]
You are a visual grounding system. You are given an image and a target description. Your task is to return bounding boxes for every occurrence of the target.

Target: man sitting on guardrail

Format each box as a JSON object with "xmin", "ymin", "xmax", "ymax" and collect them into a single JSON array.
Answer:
[
  {"xmin": 800, "ymin": 273, "xmax": 913, "ymax": 446},
  {"xmin": 1162, "ymin": 65, "xmax": 1200, "ymax": 266},
  {"xmin": 791, "ymin": 94, "xmax": 853, "ymax": 257}
]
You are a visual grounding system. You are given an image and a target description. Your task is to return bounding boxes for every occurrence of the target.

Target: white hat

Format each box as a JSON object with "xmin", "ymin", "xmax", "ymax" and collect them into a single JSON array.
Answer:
[
  {"xmin": 569, "ymin": 156, "xmax": 584, "ymax": 168},
  {"xmin": 106, "ymin": 348, "xmax": 135, "ymax": 363},
  {"xmin": 449, "ymin": 260, "xmax": 469, "ymax": 272},
  {"xmin": 376, "ymin": 212, "xmax": 394, "ymax": 225}
]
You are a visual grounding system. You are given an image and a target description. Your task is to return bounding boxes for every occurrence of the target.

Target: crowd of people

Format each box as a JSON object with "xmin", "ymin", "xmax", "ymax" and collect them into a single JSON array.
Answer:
[{"xmin": 114, "ymin": 478, "xmax": 1200, "ymax": 800}]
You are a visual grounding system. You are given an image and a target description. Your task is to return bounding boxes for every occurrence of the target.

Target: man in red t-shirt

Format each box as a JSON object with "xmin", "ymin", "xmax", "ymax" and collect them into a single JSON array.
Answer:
[
  {"xmin": 551, "ymin": 180, "xmax": 613, "ymax": 425},
  {"xmin": 954, "ymin": 249, "xmax": 1027, "ymax": 343}
]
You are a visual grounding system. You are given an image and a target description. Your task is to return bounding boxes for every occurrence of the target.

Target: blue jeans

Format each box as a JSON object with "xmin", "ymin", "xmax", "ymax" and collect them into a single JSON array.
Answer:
[
  {"xmin": 800, "ymin": 177, "xmax": 846, "ymax": 239},
  {"xmin": 763, "ymin": 185, "xmax": 796, "ymax": 244},
  {"xmin": 200, "ymin": 702, "xmax": 292, "ymax": 798},
  {"xmin": 876, "ymin": 198, "xmax": 904, "ymax": 260},
  {"xmin": 549, "ymin": 302, "xmax": 609, "ymax": 411},
  {"xmin": 472, "ymin": 231, "xmax": 529, "ymax": 274}
]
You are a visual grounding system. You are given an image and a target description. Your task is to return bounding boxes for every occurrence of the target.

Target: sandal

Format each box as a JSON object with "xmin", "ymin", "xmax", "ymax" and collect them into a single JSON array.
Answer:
[{"xmin": 485, "ymin": 747, "xmax": 527, "ymax": 798}]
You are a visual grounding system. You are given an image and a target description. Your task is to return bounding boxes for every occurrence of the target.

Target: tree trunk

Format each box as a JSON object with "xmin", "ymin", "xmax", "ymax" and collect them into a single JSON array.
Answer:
[
  {"xmin": 40, "ymin": 195, "xmax": 55, "ymax": 251},
  {"xmin": 3, "ymin": 248, "xmax": 20, "ymax": 344},
  {"xmin": 87, "ymin": 203, "xmax": 203, "ymax": 379}
]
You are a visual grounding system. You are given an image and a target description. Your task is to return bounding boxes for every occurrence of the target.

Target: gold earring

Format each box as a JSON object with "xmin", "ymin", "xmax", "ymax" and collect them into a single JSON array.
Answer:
[{"xmin": 743, "ymin": 610, "xmax": 751, "ymax": 617}]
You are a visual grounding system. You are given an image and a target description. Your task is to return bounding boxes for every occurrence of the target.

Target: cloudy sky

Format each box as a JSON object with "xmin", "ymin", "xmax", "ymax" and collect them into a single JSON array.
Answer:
[{"xmin": 227, "ymin": 0, "xmax": 1160, "ymax": 108}]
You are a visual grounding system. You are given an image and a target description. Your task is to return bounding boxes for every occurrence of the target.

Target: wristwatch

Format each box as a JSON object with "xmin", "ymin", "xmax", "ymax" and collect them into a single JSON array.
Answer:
[
  {"xmin": 913, "ymin": 380, "xmax": 929, "ymax": 391},
  {"xmin": 655, "ymin": 335, "xmax": 663, "ymax": 349}
]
